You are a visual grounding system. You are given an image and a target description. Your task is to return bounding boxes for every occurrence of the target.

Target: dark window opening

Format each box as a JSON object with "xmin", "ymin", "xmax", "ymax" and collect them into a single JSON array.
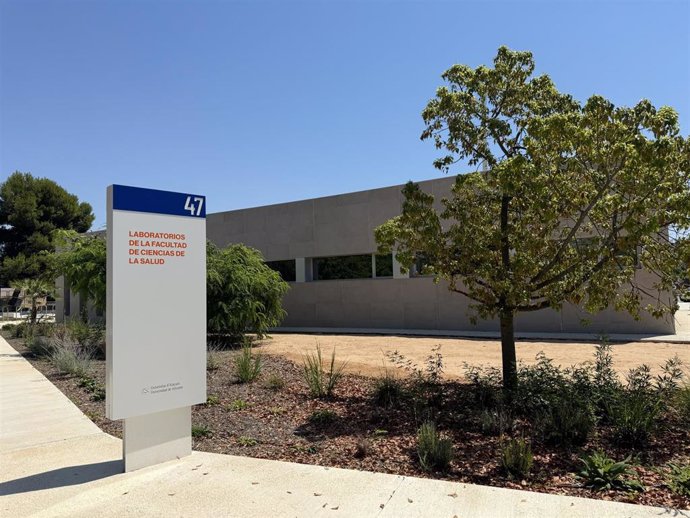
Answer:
[
  {"xmin": 375, "ymin": 254, "xmax": 393, "ymax": 277},
  {"xmin": 314, "ymin": 254, "xmax": 372, "ymax": 281},
  {"xmin": 266, "ymin": 260, "xmax": 296, "ymax": 282}
]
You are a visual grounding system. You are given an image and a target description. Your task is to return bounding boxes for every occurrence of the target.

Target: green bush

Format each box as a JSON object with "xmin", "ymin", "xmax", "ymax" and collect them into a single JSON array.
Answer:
[
  {"xmin": 674, "ymin": 385, "xmax": 690, "ymax": 422},
  {"xmin": 667, "ymin": 463, "xmax": 690, "ymax": 497},
  {"xmin": 500, "ymin": 437, "xmax": 533, "ymax": 479},
  {"xmin": 308, "ymin": 409, "xmax": 338, "ymax": 424},
  {"xmin": 373, "ymin": 372, "xmax": 404, "ymax": 408},
  {"xmin": 464, "ymin": 364, "xmax": 504, "ymax": 410},
  {"xmin": 536, "ymin": 398, "xmax": 594, "ymax": 447},
  {"xmin": 302, "ymin": 345, "xmax": 347, "ymax": 398},
  {"xmin": 417, "ymin": 421, "xmax": 453, "ymax": 473},
  {"xmin": 265, "ymin": 374, "xmax": 285, "ymax": 391},
  {"xmin": 206, "ymin": 242, "xmax": 289, "ymax": 340},
  {"xmin": 206, "ymin": 394, "xmax": 220, "ymax": 406},
  {"xmin": 609, "ymin": 391, "xmax": 660, "ymax": 447},
  {"xmin": 577, "ymin": 451, "xmax": 643, "ymax": 492},
  {"xmin": 26, "ymin": 334, "xmax": 55, "ymax": 357},
  {"xmin": 77, "ymin": 376, "xmax": 105, "ymax": 401},
  {"xmin": 234, "ymin": 343, "xmax": 262, "ymax": 383}
]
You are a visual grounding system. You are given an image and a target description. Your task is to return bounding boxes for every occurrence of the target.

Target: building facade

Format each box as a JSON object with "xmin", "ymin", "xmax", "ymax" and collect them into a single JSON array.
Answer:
[{"xmin": 207, "ymin": 177, "xmax": 676, "ymax": 335}]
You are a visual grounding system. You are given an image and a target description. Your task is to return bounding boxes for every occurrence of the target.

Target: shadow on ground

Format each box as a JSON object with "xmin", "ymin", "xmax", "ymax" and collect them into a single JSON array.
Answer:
[{"xmin": 0, "ymin": 460, "xmax": 123, "ymax": 496}]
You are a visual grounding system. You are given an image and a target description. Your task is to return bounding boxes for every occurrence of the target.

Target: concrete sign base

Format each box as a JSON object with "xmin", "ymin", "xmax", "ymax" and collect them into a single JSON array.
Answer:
[{"xmin": 123, "ymin": 406, "xmax": 191, "ymax": 472}]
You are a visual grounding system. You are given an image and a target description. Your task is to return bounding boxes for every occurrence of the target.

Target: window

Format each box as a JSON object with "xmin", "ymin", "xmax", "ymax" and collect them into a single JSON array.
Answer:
[
  {"xmin": 313, "ymin": 254, "xmax": 372, "ymax": 281},
  {"xmin": 266, "ymin": 260, "xmax": 296, "ymax": 282},
  {"xmin": 411, "ymin": 252, "xmax": 433, "ymax": 277},
  {"xmin": 374, "ymin": 254, "xmax": 393, "ymax": 278}
]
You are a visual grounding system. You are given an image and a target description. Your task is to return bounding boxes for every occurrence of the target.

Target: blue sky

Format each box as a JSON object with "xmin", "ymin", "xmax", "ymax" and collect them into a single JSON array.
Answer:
[{"xmin": 1, "ymin": 0, "xmax": 688, "ymax": 230}]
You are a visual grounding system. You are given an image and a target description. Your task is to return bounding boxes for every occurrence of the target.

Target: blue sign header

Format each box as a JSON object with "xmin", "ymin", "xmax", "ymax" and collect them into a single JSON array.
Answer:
[{"xmin": 111, "ymin": 185, "xmax": 206, "ymax": 218}]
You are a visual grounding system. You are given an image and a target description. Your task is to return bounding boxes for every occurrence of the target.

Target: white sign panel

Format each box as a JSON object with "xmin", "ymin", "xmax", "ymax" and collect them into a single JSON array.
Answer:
[{"xmin": 106, "ymin": 185, "xmax": 206, "ymax": 420}]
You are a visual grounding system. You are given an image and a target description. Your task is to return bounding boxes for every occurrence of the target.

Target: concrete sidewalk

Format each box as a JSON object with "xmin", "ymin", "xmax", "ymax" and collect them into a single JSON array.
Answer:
[{"xmin": 0, "ymin": 336, "xmax": 686, "ymax": 518}]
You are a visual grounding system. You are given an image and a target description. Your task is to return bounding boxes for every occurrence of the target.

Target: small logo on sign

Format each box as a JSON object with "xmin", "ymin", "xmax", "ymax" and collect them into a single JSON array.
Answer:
[{"xmin": 141, "ymin": 387, "xmax": 149, "ymax": 395}]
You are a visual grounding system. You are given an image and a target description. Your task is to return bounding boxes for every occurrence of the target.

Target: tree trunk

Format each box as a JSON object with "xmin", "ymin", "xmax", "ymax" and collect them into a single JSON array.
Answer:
[
  {"xmin": 499, "ymin": 309, "xmax": 518, "ymax": 393},
  {"xmin": 30, "ymin": 304, "xmax": 37, "ymax": 325}
]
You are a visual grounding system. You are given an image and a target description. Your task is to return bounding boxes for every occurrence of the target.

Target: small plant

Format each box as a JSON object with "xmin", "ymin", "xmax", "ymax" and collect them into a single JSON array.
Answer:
[
  {"xmin": 207, "ymin": 345, "xmax": 221, "ymax": 371},
  {"xmin": 372, "ymin": 428, "xmax": 388, "ymax": 437},
  {"xmin": 227, "ymin": 399, "xmax": 250, "ymax": 411},
  {"xmin": 537, "ymin": 398, "xmax": 594, "ymax": 447},
  {"xmin": 373, "ymin": 371, "xmax": 404, "ymax": 408},
  {"xmin": 609, "ymin": 392, "xmax": 660, "ymax": 447},
  {"xmin": 674, "ymin": 384, "xmax": 690, "ymax": 422},
  {"xmin": 667, "ymin": 463, "xmax": 690, "ymax": 497},
  {"xmin": 50, "ymin": 344, "xmax": 92, "ymax": 378},
  {"xmin": 354, "ymin": 437, "xmax": 372, "ymax": 459},
  {"xmin": 235, "ymin": 343, "xmax": 262, "ymax": 383},
  {"xmin": 302, "ymin": 345, "xmax": 347, "ymax": 398},
  {"xmin": 268, "ymin": 406, "xmax": 286, "ymax": 415},
  {"xmin": 577, "ymin": 451, "xmax": 644, "ymax": 492},
  {"xmin": 78, "ymin": 376, "xmax": 105, "ymax": 401},
  {"xmin": 479, "ymin": 408, "xmax": 513, "ymax": 436},
  {"xmin": 237, "ymin": 435, "xmax": 257, "ymax": 447},
  {"xmin": 500, "ymin": 437, "xmax": 533, "ymax": 479},
  {"xmin": 191, "ymin": 424, "xmax": 212, "ymax": 438},
  {"xmin": 26, "ymin": 334, "xmax": 54, "ymax": 357},
  {"xmin": 308, "ymin": 409, "xmax": 338, "ymax": 424},
  {"xmin": 206, "ymin": 394, "xmax": 220, "ymax": 406},
  {"xmin": 265, "ymin": 373, "xmax": 285, "ymax": 391},
  {"xmin": 417, "ymin": 421, "xmax": 453, "ymax": 472}
]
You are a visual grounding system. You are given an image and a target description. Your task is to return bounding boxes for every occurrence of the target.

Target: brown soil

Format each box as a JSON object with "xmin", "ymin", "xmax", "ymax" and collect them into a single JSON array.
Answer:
[
  {"xmin": 257, "ymin": 333, "xmax": 690, "ymax": 380},
  {"xmin": 6, "ymin": 332, "xmax": 690, "ymax": 510}
]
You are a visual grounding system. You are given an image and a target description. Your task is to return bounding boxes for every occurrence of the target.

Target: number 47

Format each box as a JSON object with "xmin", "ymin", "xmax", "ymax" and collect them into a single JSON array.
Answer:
[{"xmin": 184, "ymin": 196, "xmax": 204, "ymax": 216}]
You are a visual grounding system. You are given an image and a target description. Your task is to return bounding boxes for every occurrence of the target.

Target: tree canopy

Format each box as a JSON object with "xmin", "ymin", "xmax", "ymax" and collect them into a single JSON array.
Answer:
[
  {"xmin": 52, "ymin": 230, "xmax": 107, "ymax": 313},
  {"xmin": 376, "ymin": 46, "xmax": 690, "ymax": 390},
  {"xmin": 207, "ymin": 242, "xmax": 289, "ymax": 341},
  {"xmin": 0, "ymin": 172, "xmax": 94, "ymax": 284}
]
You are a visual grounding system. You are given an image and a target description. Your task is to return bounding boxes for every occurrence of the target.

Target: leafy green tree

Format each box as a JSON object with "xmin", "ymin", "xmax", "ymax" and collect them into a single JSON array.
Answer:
[
  {"xmin": 376, "ymin": 47, "xmax": 690, "ymax": 391},
  {"xmin": 0, "ymin": 172, "xmax": 94, "ymax": 284},
  {"xmin": 207, "ymin": 241, "xmax": 289, "ymax": 341},
  {"xmin": 52, "ymin": 230, "xmax": 107, "ymax": 313},
  {"xmin": 12, "ymin": 277, "xmax": 54, "ymax": 324}
]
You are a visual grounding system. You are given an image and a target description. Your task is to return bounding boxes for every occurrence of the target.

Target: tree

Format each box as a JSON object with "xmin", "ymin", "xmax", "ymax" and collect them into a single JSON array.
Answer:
[
  {"xmin": 207, "ymin": 242, "xmax": 289, "ymax": 341},
  {"xmin": 12, "ymin": 277, "xmax": 54, "ymax": 324},
  {"xmin": 0, "ymin": 172, "xmax": 94, "ymax": 285},
  {"xmin": 52, "ymin": 230, "xmax": 107, "ymax": 313},
  {"xmin": 376, "ymin": 47, "xmax": 690, "ymax": 391}
]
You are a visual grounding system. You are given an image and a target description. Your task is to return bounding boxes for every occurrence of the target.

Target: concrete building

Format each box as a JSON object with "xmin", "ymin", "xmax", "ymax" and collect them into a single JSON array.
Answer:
[{"xmin": 207, "ymin": 176, "xmax": 676, "ymax": 335}]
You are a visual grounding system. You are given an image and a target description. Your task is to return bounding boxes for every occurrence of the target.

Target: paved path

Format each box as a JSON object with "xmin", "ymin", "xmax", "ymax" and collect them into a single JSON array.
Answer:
[{"xmin": 0, "ymin": 336, "xmax": 685, "ymax": 518}]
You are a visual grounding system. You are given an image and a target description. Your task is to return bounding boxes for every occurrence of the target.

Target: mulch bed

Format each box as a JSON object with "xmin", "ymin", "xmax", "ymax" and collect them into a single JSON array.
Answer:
[{"xmin": 5, "ymin": 333, "xmax": 689, "ymax": 510}]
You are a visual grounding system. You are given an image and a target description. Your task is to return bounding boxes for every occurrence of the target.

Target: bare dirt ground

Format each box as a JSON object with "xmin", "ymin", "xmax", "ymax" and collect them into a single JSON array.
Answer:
[{"xmin": 257, "ymin": 334, "xmax": 690, "ymax": 379}]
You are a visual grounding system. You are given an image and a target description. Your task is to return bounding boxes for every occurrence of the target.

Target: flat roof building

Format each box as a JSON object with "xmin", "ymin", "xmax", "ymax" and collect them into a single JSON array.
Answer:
[{"xmin": 207, "ymin": 177, "xmax": 675, "ymax": 335}]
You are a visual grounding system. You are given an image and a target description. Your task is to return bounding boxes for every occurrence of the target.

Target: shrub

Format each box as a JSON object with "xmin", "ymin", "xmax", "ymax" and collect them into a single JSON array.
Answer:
[
  {"xmin": 303, "ymin": 345, "xmax": 347, "ymax": 398},
  {"xmin": 674, "ymin": 385, "xmax": 690, "ymax": 422},
  {"xmin": 500, "ymin": 437, "xmax": 533, "ymax": 479},
  {"xmin": 234, "ymin": 343, "xmax": 262, "ymax": 383},
  {"xmin": 206, "ymin": 242, "xmax": 289, "ymax": 340},
  {"xmin": 191, "ymin": 424, "xmax": 212, "ymax": 438},
  {"xmin": 373, "ymin": 371, "xmax": 404, "ymax": 408},
  {"xmin": 536, "ymin": 398, "xmax": 594, "ymax": 447},
  {"xmin": 26, "ymin": 334, "xmax": 55, "ymax": 357},
  {"xmin": 417, "ymin": 421, "xmax": 453, "ymax": 473},
  {"xmin": 1, "ymin": 323, "xmax": 16, "ymax": 332},
  {"xmin": 265, "ymin": 374, "xmax": 285, "ymax": 391},
  {"xmin": 577, "ymin": 451, "xmax": 643, "ymax": 492},
  {"xmin": 479, "ymin": 408, "xmax": 514, "ymax": 436},
  {"xmin": 609, "ymin": 392, "xmax": 660, "ymax": 447},
  {"xmin": 50, "ymin": 344, "xmax": 92, "ymax": 378},
  {"xmin": 667, "ymin": 463, "xmax": 690, "ymax": 497},
  {"xmin": 206, "ymin": 394, "xmax": 220, "ymax": 406},
  {"xmin": 464, "ymin": 364, "xmax": 503, "ymax": 410},
  {"xmin": 308, "ymin": 409, "xmax": 338, "ymax": 424}
]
